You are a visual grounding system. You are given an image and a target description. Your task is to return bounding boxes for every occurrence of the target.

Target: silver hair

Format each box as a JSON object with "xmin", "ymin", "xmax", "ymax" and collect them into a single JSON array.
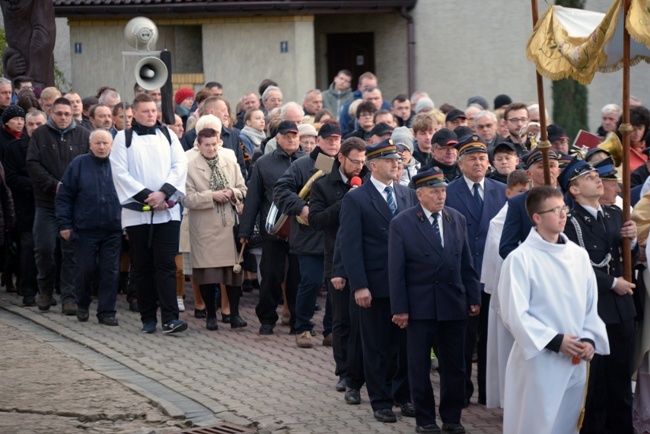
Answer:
[
  {"xmin": 303, "ymin": 89, "xmax": 322, "ymax": 100},
  {"xmin": 410, "ymin": 91, "xmax": 429, "ymax": 105},
  {"xmin": 89, "ymin": 128, "xmax": 113, "ymax": 142},
  {"xmin": 473, "ymin": 110, "xmax": 497, "ymax": 126},
  {"xmin": 281, "ymin": 101, "xmax": 304, "ymax": 118},
  {"xmin": 0, "ymin": 77, "xmax": 11, "ymax": 86},
  {"xmin": 98, "ymin": 89, "xmax": 120, "ymax": 103},
  {"xmin": 601, "ymin": 103, "xmax": 622, "ymax": 116},
  {"xmin": 26, "ymin": 110, "xmax": 47, "ymax": 121},
  {"xmin": 262, "ymin": 86, "xmax": 282, "ymax": 102}
]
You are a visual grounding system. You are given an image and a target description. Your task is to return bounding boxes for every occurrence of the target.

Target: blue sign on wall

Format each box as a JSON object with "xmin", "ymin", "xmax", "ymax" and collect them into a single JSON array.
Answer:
[
  {"xmin": 280, "ymin": 41, "xmax": 288, "ymax": 53},
  {"xmin": 74, "ymin": 43, "xmax": 82, "ymax": 54}
]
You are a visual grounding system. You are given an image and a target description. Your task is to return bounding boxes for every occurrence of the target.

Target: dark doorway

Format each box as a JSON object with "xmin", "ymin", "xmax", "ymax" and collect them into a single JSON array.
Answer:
[{"xmin": 326, "ymin": 32, "xmax": 375, "ymax": 88}]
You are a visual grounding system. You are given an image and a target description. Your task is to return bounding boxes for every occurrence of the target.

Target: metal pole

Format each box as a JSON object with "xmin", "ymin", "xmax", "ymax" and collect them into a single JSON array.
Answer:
[
  {"xmin": 531, "ymin": 0, "xmax": 552, "ymax": 185},
  {"xmin": 620, "ymin": 0, "xmax": 632, "ymax": 281}
]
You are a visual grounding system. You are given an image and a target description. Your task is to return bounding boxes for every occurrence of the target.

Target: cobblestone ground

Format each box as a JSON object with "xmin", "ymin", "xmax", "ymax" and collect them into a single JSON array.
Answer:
[{"xmin": 0, "ymin": 283, "xmax": 503, "ymax": 434}]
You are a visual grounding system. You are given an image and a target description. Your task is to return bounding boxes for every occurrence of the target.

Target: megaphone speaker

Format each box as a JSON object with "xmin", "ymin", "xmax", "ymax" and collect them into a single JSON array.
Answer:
[
  {"xmin": 125, "ymin": 17, "xmax": 159, "ymax": 50},
  {"xmin": 134, "ymin": 56, "xmax": 168, "ymax": 91}
]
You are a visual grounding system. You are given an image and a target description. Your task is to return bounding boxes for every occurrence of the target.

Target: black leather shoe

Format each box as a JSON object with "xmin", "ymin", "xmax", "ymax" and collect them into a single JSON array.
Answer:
[
  {"xmin": 399, "ymin": 402, "xmax": 416, "ymax": 418},
  {"xmin": 373, "ymin": 408, "xmax": 397, "ymax": 423},
  {"xmin": 416, "ymin": 424, "xmax": 442, "ymax": 434},
  {"xmin": 194, "ymin": 308, "xmax": 207, "ymax": 318},
  {"xmin": 206, "ymin": 318, "xmax": 218, "ymax": 331},
  {"xmin": 335, "ymin": 376, "xmax": 346, "ymax": 392},
  {"xmin": 230, "ymin": 315, "xmax": 247, "ymax": 328},
  {"xmin": 76, "ymin": 309, "xmax": 89, "ymax": 322},
  {"xmin": 221, "ymin": 313, "xmax": 231, "ymax": 324},
  {"xmin": 441, "ymin": 423, "xmax": 466, "ymax": 434},
  {"xmin": 98, "ymin": 317, "xmax": 119, "ymax": 326},
  {"xmin": 344, "ymin": 387, "xmax": 360, "ymax": 405},
  {"xmin": 259, "ymin": 324, "xmax": 274, "ymax": 335}
]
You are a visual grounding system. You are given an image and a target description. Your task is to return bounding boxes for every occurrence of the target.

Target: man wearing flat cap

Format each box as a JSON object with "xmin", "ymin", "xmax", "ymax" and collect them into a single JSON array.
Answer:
[
  {"xmin": 499, "ymin": 147, "xmax": 561, "ymax": 259},
  {"xmin": 445, "ymin": 135, "xmax": 506, "ymax": 407},
  {"xmin": 389, "ymin": 167, "xmax": 481, "ymax": 434},
  {"xmin": 338, "ymin": 139, "xmax": 417, "ymax": 423},
  {"xmin": 367, "ymin": 122, "xmax": 393, "ymax": 145},
  {"xmin": 560, "ymin": 156, "xmax": 637, "ymax": 433}
]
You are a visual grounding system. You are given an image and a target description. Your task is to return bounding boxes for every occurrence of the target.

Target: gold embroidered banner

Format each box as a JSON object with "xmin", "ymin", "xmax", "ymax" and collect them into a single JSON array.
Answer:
[{"xmin": 526, "ymin": 0, "xmax": 650, "ymax": 84}]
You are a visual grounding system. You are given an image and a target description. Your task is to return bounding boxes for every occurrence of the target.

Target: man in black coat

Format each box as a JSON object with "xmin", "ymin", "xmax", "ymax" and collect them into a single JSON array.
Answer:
[
  {"xmin": 560, "ymin": 157, "xmax": 637, "ymax": 434},
  {"xmin": 338, "ymin": 139, "xmax": 417, "ymax": 423},
  {"xmin": 239, "ymin": 121, "xmax": 305, "ymax": 336},
  {"xmin": 26, "ymin": 97, "xmax": 90, "ymax": 314},
  {"xmin": 309, "ymin": 136, "xmax": 368, "ymax": 395},
  {"xmin": 274, "ymin": 123, "xmax": 343, "ymax": 349}
]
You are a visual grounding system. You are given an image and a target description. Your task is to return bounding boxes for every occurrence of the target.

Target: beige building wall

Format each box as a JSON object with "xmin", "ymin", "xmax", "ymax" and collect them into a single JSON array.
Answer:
[
  {"xmin": 413, "ymin": 0, "xmax": 553, "ymax": 116},
  {"xmin": 202, "ymin": 16, "xmax": 316, "ymax": 105},
  {"xmin": 314, "ymin": 13, "xmax": 408, "ymax": 102}
]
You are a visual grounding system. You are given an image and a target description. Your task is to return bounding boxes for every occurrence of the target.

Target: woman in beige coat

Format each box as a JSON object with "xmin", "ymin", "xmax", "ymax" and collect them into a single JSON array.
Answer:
[{"xmin": 183, "ymin": 127, "xmax": 247, "ymax": 331}]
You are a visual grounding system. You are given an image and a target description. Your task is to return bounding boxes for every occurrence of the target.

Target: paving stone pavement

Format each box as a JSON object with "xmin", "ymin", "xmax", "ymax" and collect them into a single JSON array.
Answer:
[{"xmin": 0, "ymin": 285, "xmax": 503, "ymax": 434}]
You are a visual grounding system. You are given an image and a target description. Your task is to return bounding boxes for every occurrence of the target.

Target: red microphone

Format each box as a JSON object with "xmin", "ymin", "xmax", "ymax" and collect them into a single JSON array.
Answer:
[{"xmin": 350, "ymin": 176, "xmax": 362, "ymax": 188}]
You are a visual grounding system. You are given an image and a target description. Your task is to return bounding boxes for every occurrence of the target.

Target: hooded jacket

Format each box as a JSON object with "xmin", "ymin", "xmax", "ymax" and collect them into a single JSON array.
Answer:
[{"xmin": 322, "ymin": 82, "xmax": 354, "ymax": 119}]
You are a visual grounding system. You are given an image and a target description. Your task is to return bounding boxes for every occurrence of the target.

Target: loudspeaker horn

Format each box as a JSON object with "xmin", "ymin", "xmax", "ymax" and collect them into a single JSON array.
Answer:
[
  {"xmin": 124, "ymin": 17, "xmax": 159, "ymax": 50},
  {"xmin": 134, "ymin": 56, "xmax": 168, "ymax": 91}
]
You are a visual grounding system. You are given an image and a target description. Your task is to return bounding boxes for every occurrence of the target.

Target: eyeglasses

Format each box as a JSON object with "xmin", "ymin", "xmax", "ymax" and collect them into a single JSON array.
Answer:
[
  {"xmin": 346, "ymin": 156, "xmax": 366, "ymax": 166},
  {"xmin": 477, "ymin": 123, "xmax": 494, "ymax": 129},
  {"xmin": 537, "ymin": 205, "xmax": 569, "ymax": 216},
  {"xmin": 507, "ymin": 117, "xmax": 528, "ymax": 124},
  {"xmin": 53, "ymin": 111, "xmax": 72, "ymax": 117}
]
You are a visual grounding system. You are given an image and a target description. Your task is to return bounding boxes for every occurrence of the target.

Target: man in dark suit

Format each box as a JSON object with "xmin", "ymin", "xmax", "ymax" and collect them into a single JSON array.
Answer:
[
  {"xmin": 338, "ymin": 139, "xmax": 417, "ymax": 423},
  {"xmin": 499, "ymin": 148, "xmax": 561, "ymax": 259},
  {"xmin": 309, "ymin": 137, "xmax": 368, "ymax": 394},
  {"xmin": 444, "ymin": 135, "xmax": 506, "ymax": 406},
  {"xmin": 389, "ymin": 167, "xmax": 481, "ymax": 434},
  {"xmin": 559, "ymin": 156, "xmax": 637, "ymax": 434}
]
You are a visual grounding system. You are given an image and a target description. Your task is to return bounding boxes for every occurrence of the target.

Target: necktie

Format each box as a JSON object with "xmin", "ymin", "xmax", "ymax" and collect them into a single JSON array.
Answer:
[
  {"xmin": 431, "ymin": 212, "xmax": 441, "ymax": 243},
  {"xmin": 385, "ymin": 185, "xmax": 397, "ymax": 215},
  {"xmin": 473, "ymin": 183, "xmax": 484, "ymax": 210},
  {"xmin": 597, "ymin": 211, "xmax": 607, "ymax": 232}
]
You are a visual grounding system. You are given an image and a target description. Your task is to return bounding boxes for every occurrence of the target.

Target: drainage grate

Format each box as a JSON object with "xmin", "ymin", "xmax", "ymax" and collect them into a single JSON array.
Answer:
[{"xmin": 179, "ymin": 422, "xmax": 256, "ymax": 434}]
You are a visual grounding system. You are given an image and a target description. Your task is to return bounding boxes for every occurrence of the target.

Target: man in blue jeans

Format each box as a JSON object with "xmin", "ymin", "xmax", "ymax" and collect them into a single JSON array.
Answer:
[
  {"xmin": 274, "ymin": 122, "xmax": 342, "ymax": 348},
  {"xmin": 56, "ymin": 129, "xmax": 122, "ymax": 326},
  {"xmin": 26, "ymin": 97, "xmax": 90, "ymax": 315}
]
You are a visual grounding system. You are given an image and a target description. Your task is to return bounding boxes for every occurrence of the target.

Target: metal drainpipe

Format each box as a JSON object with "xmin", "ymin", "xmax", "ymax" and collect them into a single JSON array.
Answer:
[{"xmin": 400, "ymin": 6, "xmax": 415, "ymax": 96}]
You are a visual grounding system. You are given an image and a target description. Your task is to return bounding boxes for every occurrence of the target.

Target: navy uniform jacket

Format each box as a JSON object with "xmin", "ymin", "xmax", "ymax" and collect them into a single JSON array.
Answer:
[
  {"xmin": 563, "ymin": 203, "xmax": 636, "ymax": 324},
  {"xmin": 338, "ymin": 180, "xmax": 417, "ymax": 299},
  {"xmin": 498, "ymin": 189, "xmax": 532, "ymax": 259},
  {"xmin": 444, "ymin": 177, "xmax": 506, "ymax": 274},
  {"xmin": 388, "ymin": 204, "xmax": 481, "ymax": 321}
]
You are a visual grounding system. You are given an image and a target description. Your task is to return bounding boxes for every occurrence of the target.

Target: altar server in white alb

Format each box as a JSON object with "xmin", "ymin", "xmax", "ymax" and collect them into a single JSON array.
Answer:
[
  {"xmin": 498, "ymin": 185, "xmax": 609, "ymax": 434},
  {"xmin": 110, "ymin": 93, "xmax": 189, "ymax": 335},
  {"xmin": 480, "ymin": 169, "xmax": 530, "ymax": 409}
]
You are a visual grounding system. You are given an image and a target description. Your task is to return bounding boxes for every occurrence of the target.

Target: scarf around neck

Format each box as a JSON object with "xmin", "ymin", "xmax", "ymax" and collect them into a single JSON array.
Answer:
[
  {"xmin": 240, "ymin": 125, "xmax": 266, "ymax": 145},
  {"xmin": 203, "ymin": 154, "xmax": 228, "ymax": 191}
]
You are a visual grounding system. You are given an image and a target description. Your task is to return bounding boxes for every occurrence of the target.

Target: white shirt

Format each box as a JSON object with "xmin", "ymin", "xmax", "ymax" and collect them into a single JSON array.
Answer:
[
  {"xmin": 422, "ymin": 206, "xmax": 444, "ymax": 248},
  {"xmin": 370, "ymin": 175, "xmax": 396, "ymax": 210},
  {"xmin": 463, "ymin": 175, "xmax": 484, "ymax": 200}
]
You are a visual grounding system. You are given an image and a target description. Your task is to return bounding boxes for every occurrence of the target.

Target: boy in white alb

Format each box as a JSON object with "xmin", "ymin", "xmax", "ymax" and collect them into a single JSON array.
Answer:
[{"xmin": 498, "ymin": 186, "xmax": 609, "ymax": 434}]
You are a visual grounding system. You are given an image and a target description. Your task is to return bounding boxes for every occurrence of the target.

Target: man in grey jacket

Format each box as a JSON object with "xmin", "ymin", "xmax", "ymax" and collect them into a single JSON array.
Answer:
[{"xmin": 322, "ymin": 70, "xmax": 354, "ymax": 119}]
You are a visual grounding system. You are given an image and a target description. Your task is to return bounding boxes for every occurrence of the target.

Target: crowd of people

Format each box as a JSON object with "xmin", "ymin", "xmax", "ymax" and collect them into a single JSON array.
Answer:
[{"xmin": 0, "ymin": 69, "xmax": 649, "ymax": 434}]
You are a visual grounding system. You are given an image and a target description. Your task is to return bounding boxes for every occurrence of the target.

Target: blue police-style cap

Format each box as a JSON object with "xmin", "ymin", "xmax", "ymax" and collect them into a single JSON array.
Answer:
[
  {"xmin": 558, "ymin": 155, "xmax": 597, "ymax": 192},
  {"xmin": 593, "ymin": 156, "xmax": 620, "ymax": 181},
  {"xmin": 455, "ymin": 134, "xmax": 488, "ymax": 158}
]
